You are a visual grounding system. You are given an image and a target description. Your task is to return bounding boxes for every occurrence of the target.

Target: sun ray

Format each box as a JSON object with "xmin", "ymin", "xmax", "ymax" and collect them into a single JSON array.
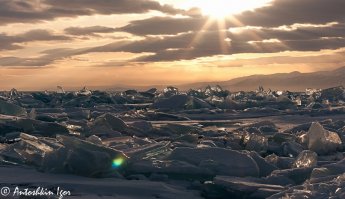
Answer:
[
  {"xmin": 183, "ymin": 1, "xmax": 272, "ymax": 59},
  {"xmin": 217, "ymin": 19, "xmax": 230, "ymax": 54},
  {"xmin": 188, "ymin": 18, "xmax": 215, "ymax": 49}
]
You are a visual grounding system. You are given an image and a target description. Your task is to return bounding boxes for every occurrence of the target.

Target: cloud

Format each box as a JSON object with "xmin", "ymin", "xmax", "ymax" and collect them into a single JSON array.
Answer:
[
  {"xmin": 115, "ymin": 0, "xmax": 345, "ymax": 36},
  {"xmin": 0, "ymin": 29, "xmax": 71, "ymax": 50},
  {"xmin": 64, "ymin": 26, "xmax": 117, "ymax": 36},
  {"xmin": 45, "ymin": 0, "xmax": 182, "ymax": 15},
  {"xmin": 0, "ymin": 48, "xmax": 89, "ymax": 66},
  {"xmin": 117, "ymin": 16, "xmax": 345, "ymax": 44},
  {"xmin": 0, "ymin": 0, "xmax": 184, "ymax": 25},
  {"xmin": 85, "ymin": 29, "xmax": 345, "ymax": 62},
  {"xmin": 0, "ymin": 0, "xmax": 50, "ymax": 24},
  {"xmin": 3, "ymin": 27, "xmax": 345, "ymax": 66},
  {"xmin": 0, "ymin": 34, "xmax": 22, "ymax": 50},
  {"xmin": 235, "ymin": 0, "xmax": 345, "ymax": 27},
  {"xmin": 228, "ymin": 23, "xmax": 344, "ymax": 41},
  {"xmin": 117, "ymin": 16, "xmax": 209, "ymax": 35},
  {"xmin": 212, "ymin": 51, "xmax": 345, "ymax": 68},
  {"xmin": 135, "ymin": 37, "xmax": 345, "ymax": 62},
  {"xmin": 19, "ymin": 29, "xmax": 71, "ymax": 41},
  {"xmin": 2, "ymin": 0, "xmax": 345, "ymax": 67},
  {"xmin": 0, "ymin": 57, "xmax": 51, "ymax": 67}
]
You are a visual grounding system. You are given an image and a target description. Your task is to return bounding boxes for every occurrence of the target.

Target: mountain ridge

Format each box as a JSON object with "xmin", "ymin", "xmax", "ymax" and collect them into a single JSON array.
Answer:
[{"xmin": 176, "ymin": 66, "xmax": 345, "ymax": 91}]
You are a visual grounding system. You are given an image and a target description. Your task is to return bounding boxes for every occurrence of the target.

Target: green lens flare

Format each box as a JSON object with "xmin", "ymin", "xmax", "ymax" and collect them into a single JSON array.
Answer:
[{"xmin": 112, "ymin": 157, "xmax": 124, "ymax": 168}]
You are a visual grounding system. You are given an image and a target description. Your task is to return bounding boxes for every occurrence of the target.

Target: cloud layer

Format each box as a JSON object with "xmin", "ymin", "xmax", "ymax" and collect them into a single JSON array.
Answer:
[
  {"xmin": 0, "ymin": 0, "xmax": 345, "ymax": 69},
  {"xmin": 0, "ymin": 0, "xmax": 183, "ymax": 25}
]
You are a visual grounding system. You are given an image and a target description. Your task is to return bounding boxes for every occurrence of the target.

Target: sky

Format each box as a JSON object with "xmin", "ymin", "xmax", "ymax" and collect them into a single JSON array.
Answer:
[{"xmin": 0, "ymin": 0, "xmax": 345, "ymax": 90}]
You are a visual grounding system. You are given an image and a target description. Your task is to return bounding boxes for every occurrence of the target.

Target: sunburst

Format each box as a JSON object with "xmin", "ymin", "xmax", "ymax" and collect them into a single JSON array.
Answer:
[
  {"xmin": 196, "ymin": 0, "xmax": 271, "ymax": 19},
  {"xmin": 183, "ymin": 1, "xmax": 271, "ymax": 57}
]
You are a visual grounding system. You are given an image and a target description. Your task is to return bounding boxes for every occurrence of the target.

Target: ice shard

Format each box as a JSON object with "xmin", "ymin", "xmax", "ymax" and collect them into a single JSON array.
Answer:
[
  {"xmin": 306, "ymin": 122, "xmax": 342, "ymax": 155},
  {"xmin": 293, "ymin": 150, "xmax": 318, "ymax": 168},
  {"xmin": 0, "ymin": 99, "xmax": 27, "ymax": 116}
]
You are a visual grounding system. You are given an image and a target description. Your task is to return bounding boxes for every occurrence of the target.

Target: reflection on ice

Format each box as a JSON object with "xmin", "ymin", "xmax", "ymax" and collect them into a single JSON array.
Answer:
[
  {"xmin": 306, "ymin": 122, "xmax": 342, "ymax": 155},
  {"xmin": 293, "ymin": 150, "xmax": 318, "ymax": 168}
]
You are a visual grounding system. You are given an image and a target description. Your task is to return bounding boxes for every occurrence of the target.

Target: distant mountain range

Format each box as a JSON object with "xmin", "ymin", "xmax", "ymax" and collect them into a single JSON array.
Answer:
[
  {"xmin": 176, "ymin": 66, "xmax": 345, "ymax": 91},
  {"xmin": 62, "ymin": 66, "xmax": 345, "ymax": 92}
]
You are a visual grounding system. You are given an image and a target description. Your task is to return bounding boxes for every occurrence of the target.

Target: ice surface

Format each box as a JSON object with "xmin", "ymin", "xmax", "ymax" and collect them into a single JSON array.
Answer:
[
  {"xmin": 77, "ymin": 86, "xmax": 92, "ymax": 96},
  {"xmin": 0, "ymin": 133, "xmax": 128, "ymax": 177},
  {"xmin": 0, "ymin": 99, "xmax": 27, "ymax": 116},
  {"xmin": 249, "ymin": 151, "xmax": 278, "ymax": 177},
  {"xmin": 0, "ymin": 133, "xmax": 59, "ymax": 166},
  {"xmin": 265, "ymin": 154, "xmax": 295, "ymax": 169},
  {"xmin": 153, "ymin": 94, "xmax": 187, "ymax": 110},
  {"xmin": 293, "ymin": 150, "xmax": 318, "ymax": 168},
  {"xmin": 124, "ymin": 141, "xmax": 170, "ymax": 160},
  {"xmin": 212, "ymin": 176, "xmax": 284, "ymax": 198},
  {"xmin": 90, "ymin": 113, "xmax": 128, "ymax": 136},
  {"xmin": 269, "ymin": 172, "xmax": 345, "ymax": 199},
  {"xmin": 282, "ymin": 141, "xmax": 304, "ymax": 157},
  {"xmin": 127, "ymin": 159, "xmax": 215, "ymax": 179},
  {"xmin": 162, "ymin": 86, "xmax": 179, "ymax": 97},
  {"xmin": 1, "ymin": 86, "xmax": 345, "ymax": 198},
  {"xmin": 130, "ymin": 120, "xmax": 153, "ymax": 134},
  {"xmin": 163, "ymin": 123, "xmax": 201, "ymax": 135},
  {"xmin": 10, "ymin": 88, "xmax": 19, "ymax": 98},
  {"xmin": 42, "ymin": 135, "xmax": 128, "ymax": 177},
  {"xmin": 57, "ymin": 86, "xmax": 65, "ymax": 94},
  {"xmin": 168, "ymin": 147, "xmax": 260, "ymax": 177},
  {"xmin": 86, "ymin": 135, "xmax": 103, "ymax": 145},
  {"xmin": 204, "ymin": 85, "xmax": 229, "ymax": 97},
  {"xmin": 28, "ymin": 108, "xmax": 36, "ymax": 120},
  {"xmin": 245, "ymin": 134, "xmax": 268, "ymax": 154},
  {"xmin": 269, "ymin": 167, "xmax": 314, "ymax": 185},
  {"xmin": 306, "ymin": 122, "xmax": 342, "ymax": 155},
  {"xmin": 0, "ymin": 167, "xmax": 203, "ymax": 199}
]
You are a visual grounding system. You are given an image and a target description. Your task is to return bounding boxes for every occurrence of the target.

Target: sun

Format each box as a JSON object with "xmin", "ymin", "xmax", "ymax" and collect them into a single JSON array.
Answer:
[{"xmin": 197, "ymin": 0, "xmax": 271, "ymax": 19}]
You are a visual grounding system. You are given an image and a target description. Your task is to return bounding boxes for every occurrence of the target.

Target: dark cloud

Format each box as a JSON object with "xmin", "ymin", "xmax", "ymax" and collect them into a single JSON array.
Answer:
[
  {"xmin": 64, "ymin": 26, "xmax": 116, "ymax": 36},
  {"xmin": 117, "ymin": 17, "xmax": 345, "ymax": 44},
  {"xmin": 0, "ymin": 29, "xmax": 70, "ymax": 51},
  {"xmin": 135, "ymin": 37, "xmax": 345, "ymax": 62},
  {"xmin": 86, "ymin": 29, "xmax": 345, "ymax": 62},
  {"xmin": 45, "ymin": 0, "xmax": 182, "ymax": 15},
  {"xmin": 116, "ymin": 0, "xmax": 345, "ymax": 36},
  {"xmin": 0, "ymin": 56, "xmax": 52, "ymax": 67},
  {"xmin": 227, "ymin": 23, "xmax": 345, "ymax": 42},
  {"xmin": 0, "ymin": 48, "xmax": 89, "ymax": 66},
  {"xmin": 0, "ymin": 0, "xmax": 184, "ymax": 25},
  {"xmin": 0, "ymin": 0, "xmax": 91, "ymax": 25},
  {"xmin": 19, "ymin": 29, "xmax": 71, "ymax": 41},
  {"xmin": 90, "ymin": 33, "xmax": 196, "ymax": 53},
  {"xmin": 235, "ymin": 0, "xmax": 345, "ymax": 27},
  {"xmin": 3, "ymin": 27, "xmax": 345, "ymax": 66},
  {"xmin": 117, "ymin": 16, "xmax": 209, "ymax": 35},
  {"xmin": 2, "ymin": 0, "xmax": 345, "ymax": 67}
]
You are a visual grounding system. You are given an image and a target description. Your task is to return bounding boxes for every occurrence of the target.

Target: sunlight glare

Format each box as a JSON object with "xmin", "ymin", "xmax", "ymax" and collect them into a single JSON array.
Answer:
[{"xmin": 197, "ymin": 0, "xmax": 271, "ymax": 19}]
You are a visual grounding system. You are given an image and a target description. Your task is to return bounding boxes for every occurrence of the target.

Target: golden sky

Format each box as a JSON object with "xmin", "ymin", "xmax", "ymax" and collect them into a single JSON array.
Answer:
[{"xmin": 0, "ymin": 0, "xmax": 344, "ymax": 90}]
